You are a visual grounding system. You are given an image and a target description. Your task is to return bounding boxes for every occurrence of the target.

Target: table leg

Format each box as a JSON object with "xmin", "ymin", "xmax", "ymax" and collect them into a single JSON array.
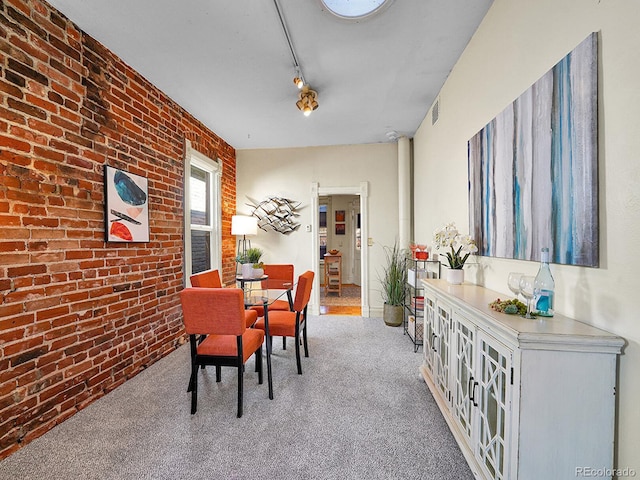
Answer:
[{"xmin": 263, "ymin": 303, "xmax": 273, "ymax": 399}]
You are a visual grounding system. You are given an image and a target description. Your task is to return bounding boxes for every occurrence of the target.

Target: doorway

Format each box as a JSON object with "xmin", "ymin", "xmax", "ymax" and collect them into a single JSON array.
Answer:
[
  {"xmin": 319, "ymin": 195, "xmax": 361, "ymax": 315},
  {"xmin": 310, "ymin": 182, "xmax": 369, "ymax": 317}
]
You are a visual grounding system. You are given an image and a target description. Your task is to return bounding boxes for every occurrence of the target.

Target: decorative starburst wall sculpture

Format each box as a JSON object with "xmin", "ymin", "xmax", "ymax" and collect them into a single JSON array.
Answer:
[{"xmin": 246, "ymin": 196, "xmax": 301, "ymax": 234}]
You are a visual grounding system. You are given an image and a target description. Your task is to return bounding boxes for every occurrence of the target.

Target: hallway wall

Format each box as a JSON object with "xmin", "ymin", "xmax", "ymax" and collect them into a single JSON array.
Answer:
[
  {"xmin": 413, "ymin": 0, "xmax": 640, "ymax": 470},
  {"xmin": 236, "ymin": 143, "xmax": 397, "ymax": 316}
]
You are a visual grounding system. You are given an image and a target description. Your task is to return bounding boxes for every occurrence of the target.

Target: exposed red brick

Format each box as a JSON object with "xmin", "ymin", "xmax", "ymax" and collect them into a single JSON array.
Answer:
[
  {"xmin": 0, "ymin": 133, "xmax": 31, "ymax": 152},
  {"xmin": 0, "ymin": 0, "xmax": 236, "ymax": 461},
  {"xmin": 35, "ymin": 305, "xmax": 70, "ymax": 322},
  {"xmin": 0, "ymin": 241, "xmax": 26, "ymax": 252},
  {"xmin": 0, "ymin": 79, "xmax": 24, "ymax": 98},
  {"xmin": 7, "ymin": 264, "xmax": 47, "ymax": 277}
]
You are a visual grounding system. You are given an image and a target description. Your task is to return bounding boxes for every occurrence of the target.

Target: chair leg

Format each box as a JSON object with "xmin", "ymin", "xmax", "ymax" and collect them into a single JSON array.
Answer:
[
  {"xmin": 303, "ymin": 321, "xmax": 309, "ymax": 358},
  {"xmin": 188, "ymin": 336, "xmax": 198, "ymax": 409},
  {"xmin": 188, "ymin": 363, "xmax": 197, "ymax": 393},
  {"xmin": 237, "ymin": 363, "xmax": 243, "ymax": 418},
  {"xmin": 237, "ymin": 337, "xmax": 244, "ymax": 418},
  {"xmin": 198, "ymin": 335, "xmax": 207, "ymax": 370},
  {"xmin": 216, "ymin": 365, "xmax": 222, "ymax": 382},
  {"xmin": 283, "ymin": 336, "xmax": 287, "ymax": 350},
  {"xmin": 295, "ymin": 330, "xmax": 302, "ymax": 375},
  {"xmin": 256, "ymin": 346, "xmax": 263, "ymax": 384},
  {"xmin": 190, "ymin": 365, "xmax": 198, "ymax": 414}
]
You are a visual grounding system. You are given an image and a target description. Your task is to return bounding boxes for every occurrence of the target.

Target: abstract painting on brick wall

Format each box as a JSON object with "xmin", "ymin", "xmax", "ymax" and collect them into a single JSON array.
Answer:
[
  {"xmin": 104, "ymin": 166, "xmax": 150, "ymax": 242},
  {"xmin": 468, "ymin": 33, "xmax": 598, "ymax": 267}
]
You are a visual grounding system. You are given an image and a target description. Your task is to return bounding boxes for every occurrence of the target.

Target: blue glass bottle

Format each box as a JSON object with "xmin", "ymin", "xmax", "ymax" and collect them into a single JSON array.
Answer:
[{"xmin": 534, "ymin": 247, "xmax": 554, "ymax": 317}]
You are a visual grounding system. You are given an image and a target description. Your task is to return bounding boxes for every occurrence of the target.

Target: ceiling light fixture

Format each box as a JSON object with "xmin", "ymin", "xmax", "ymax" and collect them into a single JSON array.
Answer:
[
  {"xmin": 274, "ymin": 0, "xmax": 319, "ymax": 115},
  {"xmin": 320, "ymin": 0, "xmax": 392, "ymax": 19},
  {"xmin": 296, "ymin": 85, "xmax": 319, "ymax": 116}
]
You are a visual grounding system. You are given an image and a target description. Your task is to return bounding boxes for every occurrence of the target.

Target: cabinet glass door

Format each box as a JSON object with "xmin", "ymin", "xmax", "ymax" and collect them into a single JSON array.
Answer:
[
  {"xmin": 452, "ymin": 312, "xmax": 476, "ymax": 444},
  {"xmin": 433, "ymin": 301, "xmax": 452, "ymax": 402},
  {"xmin": 423, "ymin": 295, "xmax": 437, "ymax": 372},
  {"xmin": 476, "ymin": 332, "xmax": 512, "ymax": 480}
]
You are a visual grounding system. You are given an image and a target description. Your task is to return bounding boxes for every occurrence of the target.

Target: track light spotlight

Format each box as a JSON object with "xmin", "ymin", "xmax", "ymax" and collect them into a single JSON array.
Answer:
[{"xmin": 296, "ymin": 85, "xmax": 318, "ymax": 116}]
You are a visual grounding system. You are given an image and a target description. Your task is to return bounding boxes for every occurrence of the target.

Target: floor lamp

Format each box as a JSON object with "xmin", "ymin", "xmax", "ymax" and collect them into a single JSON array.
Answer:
[{"xmin": 231, "ymin": 215, "xmax": 257, "ymax": 268}]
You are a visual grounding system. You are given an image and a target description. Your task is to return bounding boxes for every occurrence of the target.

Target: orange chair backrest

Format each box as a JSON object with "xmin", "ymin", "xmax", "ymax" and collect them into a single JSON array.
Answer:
[
  {"xmin": 180, "ymin": 288, "xmax": 245, "ymax": 336},
  {"xmin": 293, "ymin": 271, "xmax": 315, "ymax": 312},
  {"xmin": 190, "ymin": 269, "xmax": 222, "ymax": 288},
  {"xmin": 262, "ymin": 264, "xmax": 294, "ymax": 289}
]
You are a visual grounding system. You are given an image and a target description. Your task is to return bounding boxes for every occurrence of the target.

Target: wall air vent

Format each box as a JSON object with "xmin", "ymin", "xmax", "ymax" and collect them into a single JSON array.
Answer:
[{"xmin": 432, "ymin": 98, "xmax": 440, "ymax": 125}]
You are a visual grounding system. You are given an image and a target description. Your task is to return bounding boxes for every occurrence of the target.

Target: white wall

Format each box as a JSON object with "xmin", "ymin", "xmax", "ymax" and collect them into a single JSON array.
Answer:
[
  {"xmin": 413, "ymin": 0, "xmax": 639, "ymax": 471},
  {"xmin": 236, "ymin": 143, "xmax": 398, "ymax": 316}
]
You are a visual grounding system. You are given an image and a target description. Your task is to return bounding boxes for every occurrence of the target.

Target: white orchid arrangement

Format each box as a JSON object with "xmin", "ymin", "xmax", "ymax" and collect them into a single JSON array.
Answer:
[{"xmin": 433, "ymin": 222, "xmax": 478, "ymax": 269}]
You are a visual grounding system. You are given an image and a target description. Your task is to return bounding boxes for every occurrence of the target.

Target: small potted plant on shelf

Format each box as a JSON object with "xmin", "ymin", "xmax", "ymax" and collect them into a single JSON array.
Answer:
[{"xmin": 379, "ymin": 242, "xmax": 407, "ymax": 327}]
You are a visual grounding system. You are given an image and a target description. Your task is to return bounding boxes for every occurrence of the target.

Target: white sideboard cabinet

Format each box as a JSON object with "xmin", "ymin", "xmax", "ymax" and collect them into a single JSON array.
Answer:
[{"xmin": 420, "ymin": 279, "xmax": 624, "ymax": 480}]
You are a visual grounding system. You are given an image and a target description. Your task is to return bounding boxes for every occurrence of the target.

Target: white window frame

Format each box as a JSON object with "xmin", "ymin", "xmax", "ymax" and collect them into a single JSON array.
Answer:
[{"xmin": 184, "ymin": 141, "xmax": 222, "ymax": 286}]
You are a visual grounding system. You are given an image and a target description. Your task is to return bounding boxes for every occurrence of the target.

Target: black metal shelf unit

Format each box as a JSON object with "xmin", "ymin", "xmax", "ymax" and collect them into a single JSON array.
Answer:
[{"xmin": 404, "ymin": 257, "xmax": 440, "ymax": 352}]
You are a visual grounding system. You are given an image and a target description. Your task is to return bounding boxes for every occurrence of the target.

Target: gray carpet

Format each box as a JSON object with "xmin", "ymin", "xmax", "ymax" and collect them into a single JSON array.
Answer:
[{"xmin": 0, "ymin": 315, "xmax": 473, "ymax": 480}]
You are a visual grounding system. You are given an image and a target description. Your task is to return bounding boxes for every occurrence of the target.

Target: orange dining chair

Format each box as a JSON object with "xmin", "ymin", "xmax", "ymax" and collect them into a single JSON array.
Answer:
[
  {"xmin": 190, "ymin": 268, "xmax": 223, "ymax": 288},
  {"xmin": 250, "ymin": 264, "xmax": 294, "ymax": 349},
  {"xmin": 250, "ymin": 264, "xmax": 294, "ymax": 316},
  {"xmin": 255, "ymin": 270, "xmax": 314, "ymax": 374},
  {"xmin": 179, "ymin": 287, "xmax": 265, "ymax": 417},
  {"xmin": 190, "ymin": 269, "xmax": 258, "ymax": 328}
]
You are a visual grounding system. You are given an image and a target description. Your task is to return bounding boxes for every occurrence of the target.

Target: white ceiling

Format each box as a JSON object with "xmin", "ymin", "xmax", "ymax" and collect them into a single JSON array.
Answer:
[{"xmin": 46, "ymin": 0, "xmax": 493, "ymax": 150}]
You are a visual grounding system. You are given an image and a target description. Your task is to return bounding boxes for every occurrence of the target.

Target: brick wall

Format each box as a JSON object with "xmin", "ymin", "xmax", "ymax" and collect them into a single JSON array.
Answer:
[{"xmin": 0, "ymin": 0, "xmax": 237, "ymax": 459}]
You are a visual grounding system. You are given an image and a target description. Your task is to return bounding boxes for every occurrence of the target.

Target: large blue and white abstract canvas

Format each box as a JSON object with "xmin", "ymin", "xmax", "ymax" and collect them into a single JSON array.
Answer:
[{"xmin": 468, "ymin": 33, "xmax": 598, "ymax": 267}]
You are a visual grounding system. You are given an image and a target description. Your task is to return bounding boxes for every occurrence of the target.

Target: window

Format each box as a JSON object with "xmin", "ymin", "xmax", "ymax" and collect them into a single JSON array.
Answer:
[{"xmin": 185, "ymin": 144, "xmax": 221, "ymax": 284}]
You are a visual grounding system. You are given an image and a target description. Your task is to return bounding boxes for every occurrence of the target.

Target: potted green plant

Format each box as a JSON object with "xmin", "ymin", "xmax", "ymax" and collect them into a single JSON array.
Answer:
[
  {"xmin": 244, "ymin": 247, "xmax": 264, "ymax": 278},
  {"xmin": 433, "ymin": 222, "xmax": 478, "ymax": 284},
  {"xmin": 379, "ymin": 242, "xmax": 407, "ymax": 326}
]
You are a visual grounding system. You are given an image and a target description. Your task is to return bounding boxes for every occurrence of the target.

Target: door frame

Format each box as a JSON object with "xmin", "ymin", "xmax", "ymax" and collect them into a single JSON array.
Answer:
[
  {"xmin": 350, "ymin": 198, "xmax": 361, "ymax": 286},
  {"xmin": 310, "ymin": 182, "xmax": 369, "ymax": 317}
]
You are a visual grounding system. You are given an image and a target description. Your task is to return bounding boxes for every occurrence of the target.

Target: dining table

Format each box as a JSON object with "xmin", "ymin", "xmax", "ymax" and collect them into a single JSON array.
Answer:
[{"xmin": 236, "ymin": 274, "xmax": 293, "ymax": 400}]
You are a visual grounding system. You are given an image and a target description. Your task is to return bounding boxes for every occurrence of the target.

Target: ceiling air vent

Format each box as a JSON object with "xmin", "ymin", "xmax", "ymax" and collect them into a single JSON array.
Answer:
[{"xmin": 432, "ymin": 98, "xmax": 440, "ymax": 125}]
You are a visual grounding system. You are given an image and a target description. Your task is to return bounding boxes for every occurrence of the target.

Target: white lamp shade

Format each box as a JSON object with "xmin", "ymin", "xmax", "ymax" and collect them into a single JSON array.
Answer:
[{"xmin": 231, "ymin": 215, "xmax": 257, "ymax": 235}]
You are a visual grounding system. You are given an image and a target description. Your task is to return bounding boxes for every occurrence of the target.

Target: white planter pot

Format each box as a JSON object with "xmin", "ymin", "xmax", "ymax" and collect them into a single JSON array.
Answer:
[
  {"xmin": 252, "ymin": 268, "xmax": 264, "ymax": 278},
  {"xmin": 241, "ymin": 263, "xmax": 253, "ymax": 279},
  {"xmin": 446, "ymin": 268, "xmax": 464, "ymax": 285}
]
